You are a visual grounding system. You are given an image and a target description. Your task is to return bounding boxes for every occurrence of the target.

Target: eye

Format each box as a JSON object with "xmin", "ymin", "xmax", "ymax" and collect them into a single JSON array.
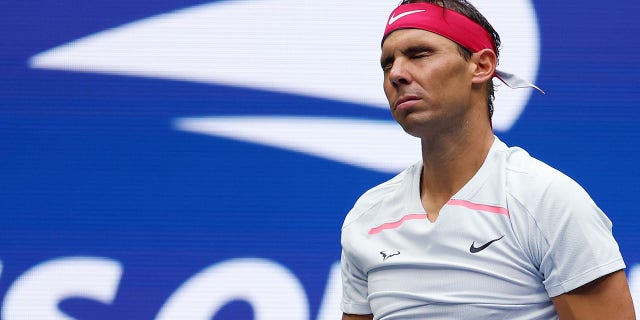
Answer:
[
  {"xmin": 380, "ymin": 57, "xmax": 394, "ymax": 72},
  {"xmin": 405, "ymin": 46, "xmax": 435, "ymax": 60},
  {"xmin": 410, "ymin": 51, "xmax": 433, "ymax": 59}
]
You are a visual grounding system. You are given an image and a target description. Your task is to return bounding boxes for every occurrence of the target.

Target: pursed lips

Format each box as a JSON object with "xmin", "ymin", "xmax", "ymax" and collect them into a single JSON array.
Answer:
[{"xmin": 394, "ymin": 95, "xmax": 420, "ymax": 111}]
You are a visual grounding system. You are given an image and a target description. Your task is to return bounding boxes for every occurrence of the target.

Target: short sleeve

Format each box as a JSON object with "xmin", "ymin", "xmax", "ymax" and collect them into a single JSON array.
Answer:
[
  {"xmin": 340, "ymin": 250, "xmax": 373, "ymax": 315},
  {"xmin": 517, "ymin": 174, "xmax": 626, "ymax": 297}
]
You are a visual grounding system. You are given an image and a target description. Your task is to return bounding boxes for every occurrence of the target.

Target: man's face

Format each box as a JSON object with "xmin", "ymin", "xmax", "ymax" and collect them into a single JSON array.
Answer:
[{"xmin": 380, "ymin": 28, "xmax": 475, "ymax": 138}]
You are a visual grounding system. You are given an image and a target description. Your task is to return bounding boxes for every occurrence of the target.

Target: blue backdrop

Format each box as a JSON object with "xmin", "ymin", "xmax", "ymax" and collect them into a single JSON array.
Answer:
[{"xmin": 1, "ymin": 1, "xmax": 639, "ymax": 319}]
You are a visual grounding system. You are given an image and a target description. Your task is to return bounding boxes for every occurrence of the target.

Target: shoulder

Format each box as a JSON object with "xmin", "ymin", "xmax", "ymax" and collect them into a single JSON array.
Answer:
[
  {"xmin": 495, "ymin": 141, "xmax": 621, "ymax": 290},
  {"xmin": 497, "ymin": 141, "xmax": 611, "ymax": 240},
  {"xmin": 342, "ymin": 161, "xmax": 420, "ymax": 230},
  {"xmin": 498, "ymin": 143, "xmax": 587, "ymax": 203}
]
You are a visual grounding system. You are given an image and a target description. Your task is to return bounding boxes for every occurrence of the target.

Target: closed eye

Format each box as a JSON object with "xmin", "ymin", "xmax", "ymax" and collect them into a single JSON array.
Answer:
[
  {"xmin": 404, "ymin": 45, "xmax": 435, "ymax": 59},
  {"xmin": 380, "ymin": 45, "xmax": 435, "ymax": 71},
  {"xmin": 380, "ymin": 56, "xmax": 393, "ymax": 71}
]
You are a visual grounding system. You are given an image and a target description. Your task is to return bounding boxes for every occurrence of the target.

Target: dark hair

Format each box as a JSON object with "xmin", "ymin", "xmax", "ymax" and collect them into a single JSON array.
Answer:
[{"xmin": 399, "ymin": 0, "xmax": 501, "ymax": 118}]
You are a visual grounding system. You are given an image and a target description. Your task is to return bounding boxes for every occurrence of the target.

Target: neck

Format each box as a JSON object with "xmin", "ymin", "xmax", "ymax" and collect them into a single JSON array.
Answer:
[{"xmin": 419, "ymin": 122, "xmax": 494, "ymax": 219}]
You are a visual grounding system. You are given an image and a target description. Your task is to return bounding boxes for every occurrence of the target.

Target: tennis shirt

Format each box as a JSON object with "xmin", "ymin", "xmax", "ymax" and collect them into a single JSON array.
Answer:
[{"xmin": 340, "ymin": 136, "xmax": 625, "ymax": 319}]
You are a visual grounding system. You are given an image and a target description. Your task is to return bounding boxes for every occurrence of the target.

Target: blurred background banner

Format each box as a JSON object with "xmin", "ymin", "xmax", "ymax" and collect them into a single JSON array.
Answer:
[{"xmin": 1, "ymin": 0, "xmax": 639, "ymax": 319}]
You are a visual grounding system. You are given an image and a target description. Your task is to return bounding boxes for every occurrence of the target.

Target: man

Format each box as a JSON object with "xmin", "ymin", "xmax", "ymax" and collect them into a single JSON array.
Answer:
[{"xmin": 340, "ymin": 0, "xmax": 636, "ymax": 319}]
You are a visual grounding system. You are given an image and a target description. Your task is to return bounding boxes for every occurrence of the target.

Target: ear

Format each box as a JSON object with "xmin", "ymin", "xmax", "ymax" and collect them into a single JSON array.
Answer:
[{"xmin": 470, "ymin": 49, "xmax": 497, "ymax": 84}]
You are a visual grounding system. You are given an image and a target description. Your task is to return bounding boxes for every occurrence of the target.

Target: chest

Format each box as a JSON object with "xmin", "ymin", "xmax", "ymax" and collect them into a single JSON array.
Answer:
[
  {"xmin": 362, "ymin": 206, "xmax": 516, "ymax": 270},
  {"xmin": 356, "ymin": 205, "xmax": 548, "ymax": 308}
]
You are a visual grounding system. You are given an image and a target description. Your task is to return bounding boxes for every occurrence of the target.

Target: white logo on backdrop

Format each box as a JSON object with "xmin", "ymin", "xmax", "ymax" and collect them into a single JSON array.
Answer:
[
  {"xmin": 30, "ymin": 0, "xmax": 541, "ymax": 173},
  {"xmin": 21, "ymin": 2, "xmax": 640, "ymax": 318}
]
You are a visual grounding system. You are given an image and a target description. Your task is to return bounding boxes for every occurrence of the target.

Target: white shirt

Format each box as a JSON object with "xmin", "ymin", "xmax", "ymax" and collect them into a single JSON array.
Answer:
[{"xmin": 341, "ymin": 137, "xmax": 625, "ymax": 319}]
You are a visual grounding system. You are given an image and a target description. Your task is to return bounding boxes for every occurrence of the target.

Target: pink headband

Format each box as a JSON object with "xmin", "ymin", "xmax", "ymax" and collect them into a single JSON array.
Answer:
[
  {"xmin": 382, "ymin": 3, "xmax": 544, "ymax": 93},
  {"xmin": 383, "ymin": 2, "xmax": 497, "ymax": 54}
]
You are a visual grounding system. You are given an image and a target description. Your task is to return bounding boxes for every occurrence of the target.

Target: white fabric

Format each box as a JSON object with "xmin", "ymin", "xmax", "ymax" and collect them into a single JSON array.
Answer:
[
  {"xmin": 495, "ymin": 69, "xmax": 545, "ymax": 94},
  {"xmin": 340, "ymin": 136, "xmax": 625, "ymax": 319}
]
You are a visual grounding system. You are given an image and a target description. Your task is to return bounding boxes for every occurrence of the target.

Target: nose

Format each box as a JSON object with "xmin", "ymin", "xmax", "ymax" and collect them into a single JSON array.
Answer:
[{"xmin": 387, "ymin": 59, "xmax": 411, "ymax": 88}]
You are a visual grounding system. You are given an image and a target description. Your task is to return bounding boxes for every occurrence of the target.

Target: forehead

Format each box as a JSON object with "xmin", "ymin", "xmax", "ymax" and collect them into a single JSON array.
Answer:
[{"xmin": 381, "ymin": 28, "xmax": 459, "ymax": 55}]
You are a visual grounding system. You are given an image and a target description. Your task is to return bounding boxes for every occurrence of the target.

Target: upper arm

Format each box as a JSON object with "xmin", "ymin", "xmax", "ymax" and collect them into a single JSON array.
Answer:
[
  {"xmin": 342, "ymin": 313, "xmax": 374, "ymax": 320},
  {"xmin": 551, "ymin": 270, "xmax": 636, "ymax": 320}
]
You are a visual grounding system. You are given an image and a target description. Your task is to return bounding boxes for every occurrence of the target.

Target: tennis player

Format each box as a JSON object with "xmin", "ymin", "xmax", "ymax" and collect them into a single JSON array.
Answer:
[{"xmin": 340, "ymin": 1, "xmax": 636, "ymax": 319}]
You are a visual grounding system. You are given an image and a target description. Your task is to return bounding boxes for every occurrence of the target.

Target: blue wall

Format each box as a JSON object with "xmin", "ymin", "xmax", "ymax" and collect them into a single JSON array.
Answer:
[{"xmin": 1, "ymin": 1, "xmax": 639, "ymax": 318}]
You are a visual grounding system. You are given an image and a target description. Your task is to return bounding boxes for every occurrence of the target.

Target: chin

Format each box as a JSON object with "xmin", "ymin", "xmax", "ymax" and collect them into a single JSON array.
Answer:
[{"xmin": 397, "ymin": 122, "xmax": 428, "ymax": 139}]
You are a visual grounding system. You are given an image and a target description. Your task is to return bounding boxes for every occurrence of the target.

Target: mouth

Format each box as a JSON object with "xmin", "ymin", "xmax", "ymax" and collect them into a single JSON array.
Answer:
[{"xmin": 394, "ymin": 95, "xmax": 420, "ymax": 111}]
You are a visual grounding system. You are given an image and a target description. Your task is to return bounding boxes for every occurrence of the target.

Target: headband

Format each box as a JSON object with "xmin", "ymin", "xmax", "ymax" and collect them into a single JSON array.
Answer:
[
  {"xmin": 382, "ymin": 3, "xmax": 543, "ymax": 93},
  {"xmin": 383, "ymin": 3, "xmax": 496, "ymax": 53}
]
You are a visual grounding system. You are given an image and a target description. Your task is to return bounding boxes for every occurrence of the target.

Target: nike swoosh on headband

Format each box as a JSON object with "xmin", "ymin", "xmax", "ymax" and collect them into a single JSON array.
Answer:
[{"xmin": 388, "ymin": 9, "xmax": 426, "ymax": 25}]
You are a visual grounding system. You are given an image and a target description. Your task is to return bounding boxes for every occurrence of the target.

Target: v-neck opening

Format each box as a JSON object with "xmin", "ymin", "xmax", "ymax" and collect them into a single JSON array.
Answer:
[{"xmin": 408, "ymin": 136, "xmax": 502, "ymax": 222}]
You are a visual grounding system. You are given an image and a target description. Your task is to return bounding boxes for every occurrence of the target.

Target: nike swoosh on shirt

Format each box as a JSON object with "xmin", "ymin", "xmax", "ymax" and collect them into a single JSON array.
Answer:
[
  {"xmin": 388, "ymin": 9, "xmax": 426, "ymax": 25},
  {"xmin": 469, "ymin": 235, "xmax": 504, "ymax": 253}
]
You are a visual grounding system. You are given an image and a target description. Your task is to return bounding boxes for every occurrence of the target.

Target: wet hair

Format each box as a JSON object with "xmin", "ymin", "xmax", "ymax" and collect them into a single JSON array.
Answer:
[{"xmin": 399, "ymin": 0, "xmax": 501, "ymax": 118}]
